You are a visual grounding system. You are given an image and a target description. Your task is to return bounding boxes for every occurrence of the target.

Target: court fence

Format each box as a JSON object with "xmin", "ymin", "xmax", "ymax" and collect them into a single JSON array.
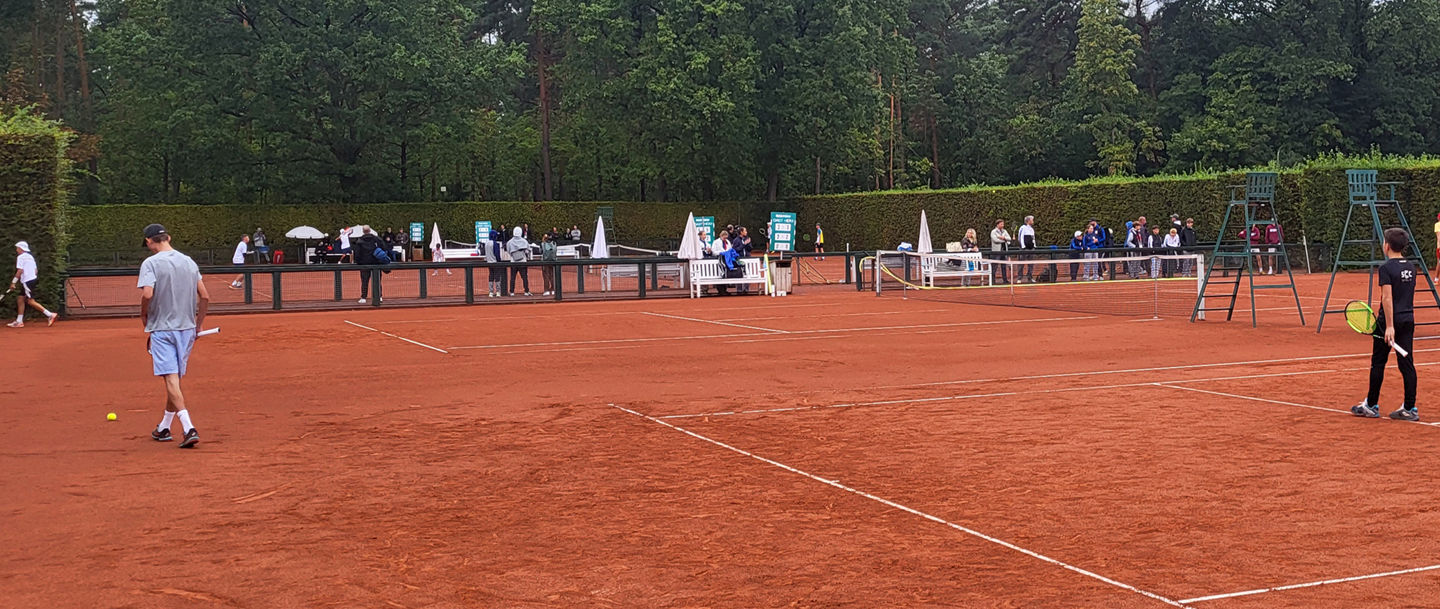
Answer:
[{"xmin": 62, "ymin": 251, "xmax": 869, "ymax": 318}]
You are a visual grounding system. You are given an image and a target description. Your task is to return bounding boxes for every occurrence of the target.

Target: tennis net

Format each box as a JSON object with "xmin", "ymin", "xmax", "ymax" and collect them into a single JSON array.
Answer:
[{"xmin": 868, "ymin": 250, "xmax": 1206, "ymax": 319}]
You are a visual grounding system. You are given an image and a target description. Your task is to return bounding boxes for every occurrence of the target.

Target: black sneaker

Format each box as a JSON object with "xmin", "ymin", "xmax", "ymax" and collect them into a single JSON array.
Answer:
[
  {"xmin": 1389, "ymin": 408, "xmax": 1420, "ymax": 422},
  {"xmin": 151, "ymin": 428, "xmax": 173, "ymax": 442},
  {"xmin": 179, "ymin": 428, "xmax": 199, "ymax": 448}
]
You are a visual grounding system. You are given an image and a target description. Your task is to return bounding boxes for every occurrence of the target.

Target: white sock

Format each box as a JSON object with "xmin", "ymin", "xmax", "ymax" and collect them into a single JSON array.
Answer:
[
  {"xmin": 41, "ymin": 308, "xmax": 51, "ymax": 316},
  {"xmin": 177, "ymin": 409, "xmax": 194, "ymax": 433},
  {"xmin": 14, "ymin": 315, "xmax": 21, "ymax": 323},
  {"xmin": 158, "ymin": 411, "xmax": 175, "ymax": 431}
]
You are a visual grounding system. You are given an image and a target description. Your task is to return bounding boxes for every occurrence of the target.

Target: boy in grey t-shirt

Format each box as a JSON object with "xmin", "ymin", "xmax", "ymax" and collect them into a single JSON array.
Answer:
[{"xmin": 138, "ymin": 224, "xmax": 211, "ymax": 448}]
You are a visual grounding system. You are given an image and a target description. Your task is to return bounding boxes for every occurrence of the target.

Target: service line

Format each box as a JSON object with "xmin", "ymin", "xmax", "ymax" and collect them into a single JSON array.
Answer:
[
  {"xmin": 343, "ymin": 320, "xmax": 450, "ymax": 354},
  {"xmin": 613, "ymin": 404, "xmax": 1187, "ymax": 608},
  {"xmin": 1179, "ymin": 563, "xmax": 1440, "ymax": 604}
]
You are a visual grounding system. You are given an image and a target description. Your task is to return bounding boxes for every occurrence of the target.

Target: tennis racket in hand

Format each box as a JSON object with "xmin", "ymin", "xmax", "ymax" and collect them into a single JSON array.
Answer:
[
  {"xmin": 146, "ymin": 327, "xmax": 220, "ymax": 353},
  {"xmin": 1345, "ymin": 301, "xmax": 1409, "ymax": 357}
]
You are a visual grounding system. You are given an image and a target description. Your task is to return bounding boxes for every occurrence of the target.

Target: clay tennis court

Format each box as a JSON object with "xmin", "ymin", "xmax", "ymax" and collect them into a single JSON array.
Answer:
[{"xmin": 4, "ymin": 272, "xmax": 1439, "ymax": 608}]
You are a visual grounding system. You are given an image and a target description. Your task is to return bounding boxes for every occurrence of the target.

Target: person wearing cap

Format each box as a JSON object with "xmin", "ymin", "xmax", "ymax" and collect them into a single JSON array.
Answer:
[
  {"xmin": 814, "ymin": 223, "xmax": 825, "ymax": 260},
  {"xmin": 228, "ymin": 234, "xmax": 251, "ymax": 289},
  {"xmin": 8, "ymin": 241, "xmax": 58, "ymax": 328},
  {"xmin": 139, "ymin": 224, "xmax": 209, "ymax": 448},
  {"xmin": 1068, "ymin": 230, "xmax": 1085, "ymax": 281},
  {"xmin": 505, "ymin": 226, "xmax": 532, "ymax": 296}
]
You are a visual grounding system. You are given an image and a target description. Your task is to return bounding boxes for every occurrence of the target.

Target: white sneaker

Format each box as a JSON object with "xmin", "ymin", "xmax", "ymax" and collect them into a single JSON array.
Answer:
[
  {"xmin": 543, "ymin": 291, "xmax": 552, "ymax": 296},
  {"xmin": 358, "ymin": 298, "xmax": 367, "ymax": 304},
  {"xmin": 46, "ymin": 312, "xmax": 57, "ymax": 326},
  {"xmin": 524, "ymin": 292, "xmax": 532, "ymax": 297}
]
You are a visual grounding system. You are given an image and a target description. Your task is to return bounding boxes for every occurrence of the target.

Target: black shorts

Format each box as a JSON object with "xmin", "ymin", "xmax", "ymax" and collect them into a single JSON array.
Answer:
[{"xmin": 20, "ymin": 279, "xmax": 38, "ymax": 299}]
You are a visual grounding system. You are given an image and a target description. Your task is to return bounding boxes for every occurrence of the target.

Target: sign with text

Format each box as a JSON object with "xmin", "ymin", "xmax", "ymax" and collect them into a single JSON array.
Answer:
[
  {"xmin": 475, "ymin": 220, "xmax": 492, "ymax": 243},
  {"xmin": 769, "ymin": 211, "xmax": 797, "ymax": 252},
  {"xmin": 695, "ymin": 216, "xmax": 716, "ymax": 243},
  {"xmin": 409, "ymin": 223, "xmax": 425, "ymax": 244}
]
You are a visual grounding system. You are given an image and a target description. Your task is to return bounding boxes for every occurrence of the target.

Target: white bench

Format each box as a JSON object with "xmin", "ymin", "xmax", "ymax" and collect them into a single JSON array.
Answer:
[
  {"xmin": 921, "ymin": 253, "xmax": 990, "ymax": 286},
  {"xmin": 599, "ymin": 262, "xmax": 686, "ymax": 291},
  {"xmin": 690, "ymin": 258, "xmax": 767, "ymax": 297},
  {"xmin": 440, "ymin": 247, "xmax": 482, "ymax": 260}
]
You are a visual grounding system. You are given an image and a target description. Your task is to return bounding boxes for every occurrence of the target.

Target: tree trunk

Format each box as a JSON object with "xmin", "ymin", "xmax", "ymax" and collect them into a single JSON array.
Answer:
[
  {"xmin": 814, "ymin": 156, "xmax": 821, "ymax": 195},
  {"xmin": 399, "ymin": 138, "xmax": 408, "ymax": 190},
  {"xmin": 54, "ymin": 7, "xmax": 65, "ymax": 117},
  {"xmin": 31, "ymin": 0, "xmax": 42, "ymax": 103},
  {"xmin": 537, "ymin": 30, "xmax": 554, "ymax": 201},
  {"xmin": 766, "ymin": 170, "xmax": 779, "ymax": 202},
  {"xmin": 70, "ymin": 0, "xmax": 90, "ymax": 120},
  {"xmin": 161, "ymin": 154, "xmax": 171, "ymax": 203},
  {"xmin": 930, "ymin": 112, "xmax": 941, "ymax": 188}
]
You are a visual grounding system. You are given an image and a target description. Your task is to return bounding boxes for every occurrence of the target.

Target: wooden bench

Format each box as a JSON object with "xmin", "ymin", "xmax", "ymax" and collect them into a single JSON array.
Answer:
[
  {"xmin": 600, "ymin": 262, "xmax": 686, "ymax": 291},
  {"xmin": 690, "ymin": 258, "xmax": 767, "ymax": 297},
  {"xmin": 920, "ymin": 253, "xmax": 990, "ymax": 286}
]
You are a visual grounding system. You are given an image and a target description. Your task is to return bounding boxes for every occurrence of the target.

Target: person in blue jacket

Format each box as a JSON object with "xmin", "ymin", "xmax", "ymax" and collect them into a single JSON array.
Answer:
[
  {"xmin": 1068, "ymin": 230, "xmax": 1084, "ymax": 281},
  {"xmin": 716, "ymin": 247, "xmax": 742, "ymax": 295}
]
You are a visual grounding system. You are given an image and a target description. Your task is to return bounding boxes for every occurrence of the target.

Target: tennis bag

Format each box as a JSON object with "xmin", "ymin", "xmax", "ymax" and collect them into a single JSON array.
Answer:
[{"xmin": 372, "ymin": 246, "xmax": 392, "ymax": 264}]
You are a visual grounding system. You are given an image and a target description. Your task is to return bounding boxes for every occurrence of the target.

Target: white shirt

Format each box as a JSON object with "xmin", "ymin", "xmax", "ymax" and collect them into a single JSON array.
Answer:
[
  {"xmin": 15, "ymin": 252, "xmax": 37, "ymax": 282},
  {"xmin": 339, "ymin": 233, "xmax": 351, "ymax": 250},
  {"xmin": 1164, "ymin": 233, "xmax": 1181, "ymax": 247},
  {"xmin": 232, "ymin": 241, "xmax": 248, "ymax": 264},
  {"xmin": 712, "ymin": 238, "xmax": 730, "ymax": 253},
  {"xmin": 1017, "ymin": 225, "xmax": 1035, "ymax": 248}
]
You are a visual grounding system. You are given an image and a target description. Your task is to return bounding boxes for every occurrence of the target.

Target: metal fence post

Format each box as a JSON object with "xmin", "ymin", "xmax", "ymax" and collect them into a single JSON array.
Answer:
[
  {"xmin": 272, "ymin": 271, "xmax": 282, "ymax": 310},
  {"xmin": 465, "ymin": 266, "xmax": 475, "ymax": 304},
  {"xmin": 334, "ymin": 270, "xmax": 343, "ymax": 301},
  {"xmin": 419, "ymin": 267, "xmax": 428, "ymax": 299},
  {"xmin": 637, "ymin": 262, "xmax": 647, "ymax": 298},
  {"xmin": 553, "ymin": 263, "xmax": 563, "ymax": 302},
  {"xmin": 371, "ymin": 268, "xmax": 382, "ymax": 306},
  {"xmin": 243, "ymin": 272, "xmax": 253, "ymax": 304}
]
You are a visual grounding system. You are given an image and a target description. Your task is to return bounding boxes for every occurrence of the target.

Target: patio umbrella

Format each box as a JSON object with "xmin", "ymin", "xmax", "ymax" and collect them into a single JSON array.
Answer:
[
  {"xmin": 677, "ymin": 213, "xmax": 704, "ymax": 260},
  {"xmin": 591, "ymin": 216, "xmax": 609, "ymax": 259},
  {"xmin": 918, "ymin": 210, "xmax": 933, "ymax": 254}
]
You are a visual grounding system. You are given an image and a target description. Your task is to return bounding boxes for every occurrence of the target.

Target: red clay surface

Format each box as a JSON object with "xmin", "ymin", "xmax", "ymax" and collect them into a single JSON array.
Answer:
[{"xmin": 4, "ymin": 271, "xmax": 1440, "ymax": 608}]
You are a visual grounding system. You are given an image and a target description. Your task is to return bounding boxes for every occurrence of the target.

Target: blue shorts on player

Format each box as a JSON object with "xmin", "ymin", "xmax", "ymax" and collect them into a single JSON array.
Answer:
[{"xmin": 149, "ymin": 329, "xmax": 196, "ymax": 377}]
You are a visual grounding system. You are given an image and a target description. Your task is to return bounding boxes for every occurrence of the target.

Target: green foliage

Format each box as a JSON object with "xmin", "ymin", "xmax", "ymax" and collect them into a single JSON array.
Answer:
[
  {"xmin": 1069, "ymin": 0, "xmax": 1144, "ymax": 175},
  {"xmin": 0, "ymin": 107, "xmax": 71, "ymax": 307}
]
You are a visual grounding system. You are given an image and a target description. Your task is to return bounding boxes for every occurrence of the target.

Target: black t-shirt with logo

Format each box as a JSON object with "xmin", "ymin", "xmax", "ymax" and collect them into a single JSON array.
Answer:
[{"xmin": 1378, "ymin": 258, "xmax": 1417, "ymax": 323}]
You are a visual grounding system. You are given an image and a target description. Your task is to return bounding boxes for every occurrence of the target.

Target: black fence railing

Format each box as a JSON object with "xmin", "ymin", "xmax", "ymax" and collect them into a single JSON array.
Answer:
[{"xmin": 63, "ymin": 251, "xmax": 868, "ymax": 317}]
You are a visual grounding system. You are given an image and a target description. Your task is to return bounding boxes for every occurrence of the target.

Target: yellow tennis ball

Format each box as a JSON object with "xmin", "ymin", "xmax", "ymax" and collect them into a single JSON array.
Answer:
[{"xmin": 106, "ymin": 412, "xmax": 117, "ymax": 421}]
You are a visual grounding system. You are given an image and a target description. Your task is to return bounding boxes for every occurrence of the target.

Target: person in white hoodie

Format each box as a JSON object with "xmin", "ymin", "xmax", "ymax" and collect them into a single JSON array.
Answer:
[{"xmin": 505, "ymin": 226, "xmax": 532, "ymax": 296}]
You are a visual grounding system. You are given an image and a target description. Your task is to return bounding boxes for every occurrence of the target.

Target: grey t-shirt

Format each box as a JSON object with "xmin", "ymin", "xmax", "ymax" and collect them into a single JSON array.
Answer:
[{"xmin": 138, "ymin": 249, "xmax": 202, "ymax": 332}]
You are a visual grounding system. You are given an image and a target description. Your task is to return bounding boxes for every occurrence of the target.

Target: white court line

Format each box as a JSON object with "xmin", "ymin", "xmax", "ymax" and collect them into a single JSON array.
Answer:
[
  {"xmin": 343, "ymin": 320, "xmax": 449, "ymax": 354},
  {"xmin": 720, "ymin": 316, "xmax": 1097, "ymax": 344},
  {"xmin": 659, "ymin": 370, "xmax": 1339, "ymax": 419},
  {"xmin": 612, "ymin": 404, "xmax": 1186, "ymax": 607},
  {"xmin": 642, "ymin": 311, "xmax": 789, "ymax": 333},
  {"xmin": 713, "ymin": 309, "xmax": 949, "ymax": 322},
  {"xmin": 1180, "ymin": 563, "xmax": 1440, "ymax": 603},
  {"xmin": 857, "ymin": 347, "xmax": 1440, "ymax": 393},
  {"xmin": 1156, "ymin": 384, "xmax": 1440, "ymax": 426},
  {"xmin": 448, "ymin": 315, "xmax": 1096, "ymax": 350}
]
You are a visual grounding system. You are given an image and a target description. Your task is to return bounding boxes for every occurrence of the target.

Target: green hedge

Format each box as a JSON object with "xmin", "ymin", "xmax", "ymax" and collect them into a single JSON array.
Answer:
[
  {"xmin": 0, "ymin": 131, "xmax": 69, "ymax": 308},
  {"xmin": 68, "ymin": 165, "xmax": 1440, "ymax": 260}
]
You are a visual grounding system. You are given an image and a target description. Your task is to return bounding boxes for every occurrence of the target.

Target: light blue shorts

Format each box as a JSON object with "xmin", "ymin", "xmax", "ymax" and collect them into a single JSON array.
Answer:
[{"xmin": 149, "ymin": 329, "xmax": 196, "ymax": 377}]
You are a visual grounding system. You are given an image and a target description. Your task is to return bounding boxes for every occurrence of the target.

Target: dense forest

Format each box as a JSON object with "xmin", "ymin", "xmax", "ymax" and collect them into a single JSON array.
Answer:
[{"xmin": 1, "ymin": 0, "xmax": 1437, "ymax": 204}]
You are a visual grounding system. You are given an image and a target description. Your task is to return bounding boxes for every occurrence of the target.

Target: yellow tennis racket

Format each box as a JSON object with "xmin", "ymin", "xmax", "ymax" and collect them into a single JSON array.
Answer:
[{"xmin": 1345, "ymin": 300, "xmax": 1409, "ymax": 357}]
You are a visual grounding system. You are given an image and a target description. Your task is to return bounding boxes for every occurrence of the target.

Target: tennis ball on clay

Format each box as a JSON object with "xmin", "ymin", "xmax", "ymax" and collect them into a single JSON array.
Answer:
[{"xmin": 106, "ymin": 412, "xmax": 117, "ymax": 421}]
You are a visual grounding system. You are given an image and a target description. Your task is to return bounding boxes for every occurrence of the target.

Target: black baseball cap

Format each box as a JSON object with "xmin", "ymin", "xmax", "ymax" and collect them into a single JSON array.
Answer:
[{"xmin": 142, "ymin": 223, "xmax": 167, "ymax": 246}]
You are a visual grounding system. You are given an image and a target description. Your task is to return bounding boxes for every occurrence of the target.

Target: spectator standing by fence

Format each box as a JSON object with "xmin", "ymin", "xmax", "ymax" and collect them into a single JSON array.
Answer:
[
  {"xmin": 570, "ymin": 225, "xmax": 582, "ymax": 242},
  {"xmin": 541, "ymin": 233, "xmax": 558, "ymax": 296},
  {"xmin": 1145, "ymin": 225, "xmax": 1164, "ymax": 278},
  {"xmin": 1264, "ymin": 220, "xmax": 1282, "ymax": 275},
  {"xmin": 1180, "ymin": 218, "xmax": 1198, "ymax": 276},
  {"xmin": 1164, "ymin": 227, "xmax": 1182, "ymax": 277},
  {"xmin": 252, "ymin": 228, "xmax": 269, "ymax": 263},
  {"xmin": 228, "ymin": 234, "xmax": 250, "ymax": 289},
  {"xmin": 354, "ymin": 227, "xmax": 390, "ymax": 304},
  {"xmin": 485, "ymin": 230, "xmax": 503, "ymax": 297},
  {"xmin": 1015, "ymin": 216, "xmax": 1037, "ymax": 283},
  {"xmin": 1069, "ymin": 230, "xmax": 1084, "ymax": 281},
  {"xmin": 990, "ymin": 219, "xmax": 1012, "ymax": 284},
  {"xmin": 1083, "ymin": 225, "xmax": 1103, "ymax": 280},
  {"xmin": 506, "ymin": 227, "xmax": 532, "ymax": 296},
  {"xmin": 1124, "ymin": 221, "xmax": 1142, "ymax": 278}
]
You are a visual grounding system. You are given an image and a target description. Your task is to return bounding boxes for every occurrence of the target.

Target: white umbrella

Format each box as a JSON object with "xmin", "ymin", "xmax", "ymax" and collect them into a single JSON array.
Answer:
[
  {"xmin": 429, "ymin": 223, "xmax": 443, "ymax": 251},
  {"xmin": 677, "ymin": 213, "xmax": 704, "ymax": 260},
  {"xmin": 285, "ymin": 226, "xmax": 325, "ymax": 239},
  {"xmin": 286, "ymin": 226, "xmax": 327, "ymax": 264},
  {"xmin": 591, "ymin": 216, "xmax": 609, "ymax": 259},
  {"xmin": 918, "ymin": 210, "xmax": 933, "ymax": 254},
  {"xmin": 344, "ymin": 225, "xmax": 367, "ymax": 238}
]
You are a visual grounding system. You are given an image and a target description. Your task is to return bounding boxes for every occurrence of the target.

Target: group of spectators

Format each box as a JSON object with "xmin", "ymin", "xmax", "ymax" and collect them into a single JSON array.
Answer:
[
  {"xmin": 701, "ymin": 223, "xmax": 756, "ymax": 295},
  {"xmin": 960, "ymin": 212, "xmax": 1284, "ymax": 284}
]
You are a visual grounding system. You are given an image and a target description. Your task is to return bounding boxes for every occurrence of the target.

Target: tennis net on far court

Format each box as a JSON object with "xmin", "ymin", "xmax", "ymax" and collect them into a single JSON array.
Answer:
[{"xmin": 867, "ymin": 250, "xmax": 1206, "ymax": 319}]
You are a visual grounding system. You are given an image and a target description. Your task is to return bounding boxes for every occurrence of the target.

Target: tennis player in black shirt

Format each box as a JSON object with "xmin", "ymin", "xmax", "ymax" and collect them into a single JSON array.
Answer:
[{"xmin": 1352, "ymin": 228, "xmax": 1419, "ymax": 421}]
